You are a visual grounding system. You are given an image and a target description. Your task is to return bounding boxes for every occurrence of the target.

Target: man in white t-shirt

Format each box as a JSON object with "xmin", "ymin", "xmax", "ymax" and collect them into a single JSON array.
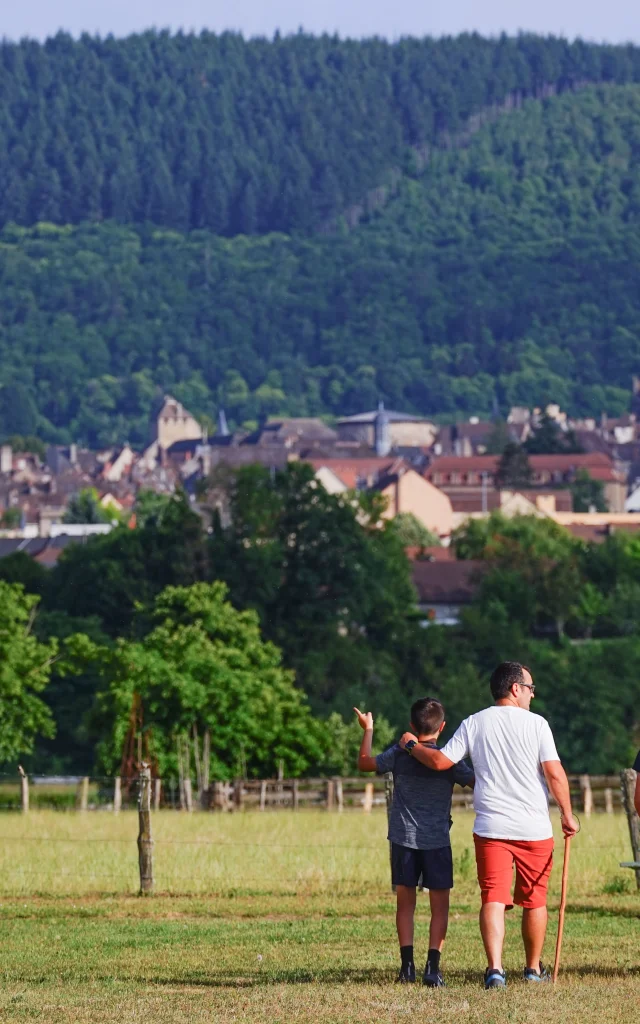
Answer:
[{"xmin": 399, "ymin": 661, "xmax": 578, "ymax": 990}]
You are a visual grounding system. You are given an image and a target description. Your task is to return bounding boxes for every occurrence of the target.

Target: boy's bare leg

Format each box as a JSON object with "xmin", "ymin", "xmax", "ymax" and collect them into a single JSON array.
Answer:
[
  {"xmin": 521, "ymin": 906, "xmax": 547, "ymax": 971},
  {"xmin": 396, "ymin": 885, "xmax": 417, "ymax": 946},
  {"xmin": 428, "ymin": 889, "xmax": 450, "ymax": 950},
  {"xmin": 479, "ymin": 903, "xmax": 506, "ymax": 970}
]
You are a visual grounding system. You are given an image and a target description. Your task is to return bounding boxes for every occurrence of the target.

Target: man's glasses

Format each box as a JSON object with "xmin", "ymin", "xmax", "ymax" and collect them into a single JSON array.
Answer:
[{"xmin": 519, "ymin": 681, "xmax": 535, "ymax": 694}]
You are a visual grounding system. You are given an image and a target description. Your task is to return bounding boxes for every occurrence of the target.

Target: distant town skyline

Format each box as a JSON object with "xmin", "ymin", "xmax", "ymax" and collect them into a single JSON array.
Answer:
[{"xmin": 3, "ymin": 0, "xmax": 640, "ymax": 44}]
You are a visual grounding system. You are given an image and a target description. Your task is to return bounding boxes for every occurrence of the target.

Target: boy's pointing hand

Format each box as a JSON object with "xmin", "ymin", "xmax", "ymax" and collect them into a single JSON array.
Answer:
[{"xmin": 354, "ymin": 707, "xmax": 373, "ymax": 731}]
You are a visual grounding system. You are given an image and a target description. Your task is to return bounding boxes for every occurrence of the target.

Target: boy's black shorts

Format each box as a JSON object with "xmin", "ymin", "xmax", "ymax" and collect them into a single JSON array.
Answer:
[{"xmin": 391, "ymin": 842, "xmax": 453, "ymax": 889}]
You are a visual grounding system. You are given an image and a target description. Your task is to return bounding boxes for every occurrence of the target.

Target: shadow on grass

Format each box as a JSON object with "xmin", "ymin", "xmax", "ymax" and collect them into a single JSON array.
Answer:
[
  {"xmin": 8, "ymin": 965, "xmax": 640, "ymax": 989},
  {"xmin": 143, "ymin": 967, "xmax": 490, "ymax": 988},
  {"xmin": 560, "ymin": 964, "xmax": 640, "ymax": 979},
  {"xmin": 147, "ymin": 969, "xmax": 393, "ymax": 987},
  {"xmin": 567, "ymin": 903, "xmax": 640, "ymax": 921},
  {"xmin": 144, "ymin": 963, "xmax": 640, "ymax": 988}
]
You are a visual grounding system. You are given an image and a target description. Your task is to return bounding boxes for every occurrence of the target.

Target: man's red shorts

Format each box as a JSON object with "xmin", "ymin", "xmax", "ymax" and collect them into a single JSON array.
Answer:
[{"xmin": 473, "ymin": 834, "xmax": 554, "ymax": 909}]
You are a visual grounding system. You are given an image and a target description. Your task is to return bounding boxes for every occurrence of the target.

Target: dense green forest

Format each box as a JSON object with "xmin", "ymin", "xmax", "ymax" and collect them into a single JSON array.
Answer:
[
  {"xmin": 5, "ymin": 32, "xmax": 640, "ymax": 237},
  {"xmin": 3, "ymin": 82, "xmax": 640, "ymax": 442}
]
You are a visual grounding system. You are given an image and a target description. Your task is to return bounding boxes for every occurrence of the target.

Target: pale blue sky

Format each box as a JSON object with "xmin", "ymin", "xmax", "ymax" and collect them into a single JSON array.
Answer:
[{"xmin": 3, "ymin": 0, "xmax": 640, "ymax": 44}]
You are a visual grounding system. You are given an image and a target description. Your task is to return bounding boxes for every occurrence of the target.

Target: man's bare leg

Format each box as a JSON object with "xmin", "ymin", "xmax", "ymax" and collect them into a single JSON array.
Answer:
[
  {"xmin": 480, "ymin": 902, "xmax": 506, "ymax": 970},
  {"xmin": 396, "ymin": 885, "xmax": 417, "ymax": 947},
  {"xmin": 522, "ymin": 906, "xmax": 547, "ymax": 971},
  {"xmin": 428, "ymin": 889, "xmax": 450, "ymax": 951}
]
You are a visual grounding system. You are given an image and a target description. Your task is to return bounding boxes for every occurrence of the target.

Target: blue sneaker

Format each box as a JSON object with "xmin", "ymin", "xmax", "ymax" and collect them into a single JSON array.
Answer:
[
  {"xmin": 484, "ymin": 968, "xmax": 507, "ymax": 989},
  {"xmin": 523, "ymin": 963, "xmax": 551, "ymax": 983},
  {"xmin": 397, "ymin": 962, "xmax": 416, "ymax": 983},
  {"xmin": 423, "ymin": 961, "xmax": 445, "ymax": 987}
]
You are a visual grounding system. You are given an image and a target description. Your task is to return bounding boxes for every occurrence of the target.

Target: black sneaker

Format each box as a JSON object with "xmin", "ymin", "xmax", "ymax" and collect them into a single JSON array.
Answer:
[
  {"xmin": 423, "ymin": 961, "xmax": 445, "ymax": 987},
  {"xmin": 523, "ymin": 962, "xmax": 551, "ymax": 983},
  {"xmin": 397, "ymin": 962, "xmax": 416, "ymax": 983},
  {"xmin": 484, "ymin": 968, "xmax": 507, "ymax": 990}
]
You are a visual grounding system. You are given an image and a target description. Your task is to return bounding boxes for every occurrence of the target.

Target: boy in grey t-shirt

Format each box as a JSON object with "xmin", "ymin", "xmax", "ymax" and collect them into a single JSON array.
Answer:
[{"xmin": 355, "ymin": 698, "xmax": 474, "ymax": 987}]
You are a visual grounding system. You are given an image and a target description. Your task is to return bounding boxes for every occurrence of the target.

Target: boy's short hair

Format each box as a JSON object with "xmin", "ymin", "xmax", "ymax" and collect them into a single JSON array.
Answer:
[{"xmin": 410, "ymin": 697, "xmax": 445, "ymax": 735}]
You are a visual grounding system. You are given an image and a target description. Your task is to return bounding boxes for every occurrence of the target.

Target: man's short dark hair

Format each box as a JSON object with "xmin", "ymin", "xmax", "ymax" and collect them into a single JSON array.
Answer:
[
  {"xmin": 490, "ymin": 661, "xmax": 529, "ymax": 700},
  {"xmin": 410, "ymin": 697, "xmax": 445, "ymax": 735}
]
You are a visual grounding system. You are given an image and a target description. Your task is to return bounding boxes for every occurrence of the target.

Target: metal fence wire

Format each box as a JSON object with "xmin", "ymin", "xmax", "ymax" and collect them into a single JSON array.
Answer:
[
  {"xmin": 0, "ymin": 771, "xmax": 622, "ymax": 813},
  {"xmin": 0, "ymin": 769, "xmax": 637, "ymax": 896}
]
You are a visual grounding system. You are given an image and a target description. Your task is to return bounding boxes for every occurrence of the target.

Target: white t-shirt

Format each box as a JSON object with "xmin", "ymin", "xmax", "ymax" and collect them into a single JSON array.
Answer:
[{"xmin": 440, "ymin": 705, "xmax": 560, "ymax": 841}]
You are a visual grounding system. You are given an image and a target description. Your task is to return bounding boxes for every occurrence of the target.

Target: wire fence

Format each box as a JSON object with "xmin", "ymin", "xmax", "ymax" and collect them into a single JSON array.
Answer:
[
  {"xmin": 0, "ymin": 769, "xmax": 636, "ymax": 899},
  {"xmin": 0, "ymin": 771, "xmax": 625, "ymax": 813}
]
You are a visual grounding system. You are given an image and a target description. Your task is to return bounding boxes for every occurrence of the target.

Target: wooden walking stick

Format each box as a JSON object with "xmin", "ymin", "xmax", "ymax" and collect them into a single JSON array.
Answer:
[{"xmin": 552, "ymin": 835, "xmax": 572, "ymax": 984}]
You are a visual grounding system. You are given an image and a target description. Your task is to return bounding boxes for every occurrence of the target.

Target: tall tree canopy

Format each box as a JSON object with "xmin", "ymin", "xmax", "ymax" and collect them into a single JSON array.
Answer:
[
  {"xmin": 207, "ymin": 461, "xmax": 417, "ymax": 714},
  {"xmin": 87, "ymin": 582, "xmax": 328, "ymax": 778}
]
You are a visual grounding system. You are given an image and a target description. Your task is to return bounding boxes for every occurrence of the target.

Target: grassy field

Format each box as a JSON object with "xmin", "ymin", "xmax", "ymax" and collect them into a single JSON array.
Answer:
[{"xmin": 0, "ymin": 809, "xmax": 638, "ymax": 1022}]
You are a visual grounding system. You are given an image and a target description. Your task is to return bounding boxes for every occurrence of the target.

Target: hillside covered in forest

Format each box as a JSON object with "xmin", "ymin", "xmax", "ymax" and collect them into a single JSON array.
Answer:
[{"xmin": 3, "ymin": 34, "xmax": 640, "ymax": 442}]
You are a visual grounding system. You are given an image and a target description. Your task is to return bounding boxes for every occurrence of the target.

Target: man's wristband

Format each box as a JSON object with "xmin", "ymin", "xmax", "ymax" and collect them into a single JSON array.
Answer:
[{"xmin": 405, "ymin": 739, "xmax": 417, "ymax": 754}]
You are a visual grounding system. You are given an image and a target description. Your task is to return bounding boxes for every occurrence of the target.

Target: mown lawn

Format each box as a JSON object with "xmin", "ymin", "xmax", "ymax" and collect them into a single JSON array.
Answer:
[{"xmin": 0, "ymin": 810, "xmax": 637, "ymax": 1022}]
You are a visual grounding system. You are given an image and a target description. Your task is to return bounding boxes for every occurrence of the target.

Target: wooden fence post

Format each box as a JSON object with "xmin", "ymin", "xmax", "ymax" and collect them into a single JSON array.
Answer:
[
  {"xmin": 113, "ymin": 777, "xmax": 122, "ymax": 814},
  {"xmin": 212, "ymin": 780, "xmax": 222, "ymax": 811},
  {"xmin": 580, "ymin": 774, "xmax": 593, "ymax": 817},
  {"xmin": 202, "ymin": 730, "xmax": 210, "ymax": 799},
  {"xmin": 233, "ymin": 778, "xmax": 244, "ymax": 811},
  {"xmin": 18, "ymin": 766, "xmax": 28, "ymax": 814},
  {"xmin": 183, "ymin": 777, "xmax": 193, "ymax": 813},
  {"xmin": 77, "ymin": 776, "xmax": 89, "ymax": 812},
  {"xmin": 385, "ymin": 772, "xmax": 395, "ymax": 893},
  {"xmin": 604, "ymin": 787, "xmax": 613, "ymax": 814},
  {"xmin": 259, "ymin": 780, "xmax": 267, "ymax": 811},
  {"xmin": 335, "ymin": 778, "xmax": 344, "ymax": 813},
  {"xmin": 292, "ymin": 778, "xmax": 299, "ymax": 811},
  {"xmin": 327, "ymin": 779, "xmax": 335, "ymax": 811},
  {"xmin": 620, "ymin": 769, "xmax": 640, "ymax": 890},
  {"xmin": 137, "ymin": 764, "xmax": 154, "ymax": 895},
  {"xmin": 154, "ymin": 778, "xmax": 162, "ymax": 812},
  {"xmin": 363, "ymin": 781, "xmax": 374, "ymax": 813}
]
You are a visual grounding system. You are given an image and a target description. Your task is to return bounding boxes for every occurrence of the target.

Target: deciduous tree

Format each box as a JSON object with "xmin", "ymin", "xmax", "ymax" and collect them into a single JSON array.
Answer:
[
  {"xmin": 0, "ymin": 583, "xmax": 57, "ymax": 763},
  {"xmin": 86, "ymin": 582, "xmax": 327, "ymax": 779}
]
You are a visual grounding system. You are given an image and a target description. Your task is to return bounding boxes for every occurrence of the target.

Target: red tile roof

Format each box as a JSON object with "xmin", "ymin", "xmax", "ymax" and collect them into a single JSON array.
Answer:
[
  {"xmin": 33, "ymin": 547, "xmax": 62, "ymax": 566},
  {"xmin": 427, "ymin": 452, "xmax": 622, "ymax": 484},
  {"xmin": 445, "ymin": 488, "xmax": 574, "ymax": 513},
  {"xmin": 428, "ymin": 452, "xmax": 614, "ymax": 473},
  {"xmin": 412, "ymin": 560, "xmax": 485, "ymax": 604},
  {"xmin": 567, "ymin": 522, "xmax": 640, "ymax": 542},
  {"xmin": 308, "ymin": 457, "xmax": 405, "ymax": 490},
  {"xmin": 427, "ymin": 455, "xmax": 499, "ymax": 473}
]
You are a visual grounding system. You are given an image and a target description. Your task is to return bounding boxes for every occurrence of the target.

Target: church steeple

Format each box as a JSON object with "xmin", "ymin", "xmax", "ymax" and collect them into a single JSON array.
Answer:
[
  {"xmin": 217, "ymin": 408, "xmax": 230, "ymax": 437},
  {"xmin": 375, "ymin": 401, "xmax": 391, "ymax": 456}
]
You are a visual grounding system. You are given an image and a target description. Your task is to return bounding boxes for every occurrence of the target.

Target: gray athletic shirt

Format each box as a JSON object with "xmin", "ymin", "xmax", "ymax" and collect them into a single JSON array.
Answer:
[{"xmin": 376, "ymin": 742, "xmax": 474, "ymax": 851}]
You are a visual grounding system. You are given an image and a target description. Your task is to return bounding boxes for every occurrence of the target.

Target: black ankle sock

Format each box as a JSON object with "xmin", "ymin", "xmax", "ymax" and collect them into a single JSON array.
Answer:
[
  {"xmin": 400, "ymin": 945, "xmax": 414, "ymax": 968},
  {"xmin": 427, "ymin": 948, "xmax": 441, "ymax": 971}
]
